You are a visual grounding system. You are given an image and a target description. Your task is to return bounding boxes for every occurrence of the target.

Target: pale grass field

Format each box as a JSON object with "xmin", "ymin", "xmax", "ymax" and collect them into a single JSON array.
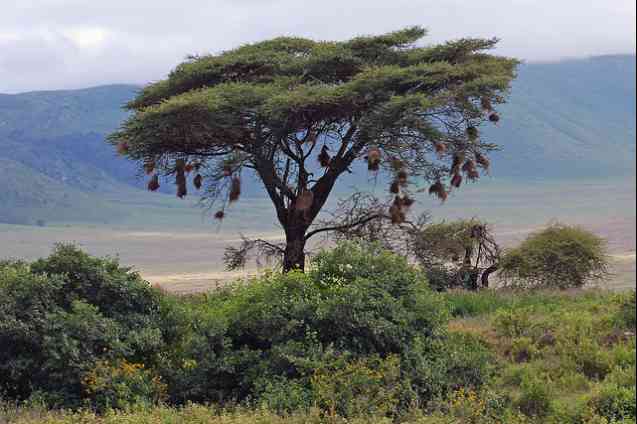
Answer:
[{"xmin": 1, "ymin": 177, "xmax": 634, "ymax": 292}]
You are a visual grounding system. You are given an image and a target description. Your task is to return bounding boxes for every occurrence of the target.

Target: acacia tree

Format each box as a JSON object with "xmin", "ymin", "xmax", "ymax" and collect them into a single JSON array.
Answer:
[{"xmin": 110, "ymin": 27, "xmax": 518, "ymax": 271}]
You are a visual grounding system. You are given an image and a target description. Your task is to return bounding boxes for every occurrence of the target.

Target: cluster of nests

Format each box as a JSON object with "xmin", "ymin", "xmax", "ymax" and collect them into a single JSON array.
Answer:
[
  {"xmin": 427, "ymin": 101, "xmax": 498, "ymax": 203},
  {"xmin": 388, "ymin": 161, "xmax": 414, "ymax": 224},
  {"xmin": 138, "ymin": 155, "xmax": 241, "ymax": 222},
  {"xmin": 427, "ymin": 150, "xmax": 491, "ymax": 202},
  {"xmin": 481, "ymin": 97, "xmax": 500, "ymax": 124},
  {"xmin": 142, "ymin": 158, "xmax": 208, "ymax": 198},
  {"xmin": 214, "ymin": 165, "xmax": 242, "ymax": 221}
]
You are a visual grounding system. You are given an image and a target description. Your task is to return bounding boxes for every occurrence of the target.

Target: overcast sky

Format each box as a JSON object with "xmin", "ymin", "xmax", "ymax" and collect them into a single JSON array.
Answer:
[{"xmin": 1, "ymin": 0, "xmax": 635, "ymax": 94}]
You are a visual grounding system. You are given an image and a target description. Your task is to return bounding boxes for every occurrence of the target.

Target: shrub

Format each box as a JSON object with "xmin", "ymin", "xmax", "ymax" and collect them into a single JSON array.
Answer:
[
  {"xmin": 83, "ymin": 359, "xmax": 166, "ymax": 413},
  {"xmin": 440, "ymin": 388, "xmax": 514, "ymax": 423},
  {"xmin": 617, "ymin": 292, "xmax": 636, "ymax": 329},
  {"xmin": 407, "ymin": 219, "xmax": 500, "ymax": 291},
  {"xmin": 493, "ymin": 308, "xmax": 534, "ymax": 339},
  {"xmin": 509, "ymin": 337, "xmax": 540, "ymax": 363},
  {"xmin": 253, "ymin": 376, "xmax": 313, "ymax": 414},
  {"xmin": 515, "ymin": 376, "xmax": 553, "ymax": 418},
  {"xmin": 499, "ymin": 223, "xmax": 608, "ymax": 289},
  {"xmin": 160, "ymin": 242, "xmax": 482, "ymax": 412},
  {"xmin": 311, "ymin": 355, "xmax": 402, "ymax": 418},
  {"xmin": 570, "ymin": 340, "xmax": 613, "ymax": 380},
  {"xmin": 589, "ymin": 383, "xmax": 636, "ymax": 422},
  {"xmin": 0, "ymin": 245, "xmax": 167, "ymax": 408},
  {"xmin": 440, "ymin": 332, "xmax": 495, "ymax": 391}
]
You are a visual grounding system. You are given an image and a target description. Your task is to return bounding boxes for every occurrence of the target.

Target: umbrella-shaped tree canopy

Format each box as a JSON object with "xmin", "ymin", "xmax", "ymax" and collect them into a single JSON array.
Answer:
[{"xmin": 110, "ymin": 26, "xmax": 518, "ymax": 271}]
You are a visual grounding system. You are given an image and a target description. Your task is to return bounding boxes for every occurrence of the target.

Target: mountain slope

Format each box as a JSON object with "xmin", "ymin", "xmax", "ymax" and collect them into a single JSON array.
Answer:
[
  {"xmin": 0, "ymin": 55, "xmax": 635, "ymax": 224},
  {"xmin": 487, "ymin": 55, "xmax": 636, "ymax": 177},
  {"xmin": 0, "ymin": 158, "xmax": 128, "ymax": 225},
  {"xmin": 0, "ymin": 84, "xmax": 140, "ymax": 192}
]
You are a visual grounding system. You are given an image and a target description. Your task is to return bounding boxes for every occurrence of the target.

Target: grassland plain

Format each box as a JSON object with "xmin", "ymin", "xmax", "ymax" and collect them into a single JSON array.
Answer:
[{"xmin": 1, "ymin": 176, "xmax": 634, "ymax": 292}]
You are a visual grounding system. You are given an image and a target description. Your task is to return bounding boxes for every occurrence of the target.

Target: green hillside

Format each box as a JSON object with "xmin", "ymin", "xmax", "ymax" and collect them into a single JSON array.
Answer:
[
  {"xmin": 0, "ymin": 56, "xmax": 635, "ymax": 225},
  {"xmin": 488, "ymin": 55, "xmax": 636, "ymax": 177},
  {"xmin": 0, "ymin": 158, "xmax": 127, "ymax": 225}
]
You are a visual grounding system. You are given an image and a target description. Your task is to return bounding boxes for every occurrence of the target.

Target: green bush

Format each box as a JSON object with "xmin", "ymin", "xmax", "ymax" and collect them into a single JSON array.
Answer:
[
  {"xmin": 311, "ymin": 354, "xmax": 402, "ymax": 418},
  {"xmin": 515, "ymin": 376, "xmax": 553, "ymax": 418},
  {"xmin": 157, "ymin": 242, "xmax": 481, "ymax": 413},
  {"xmin": 499, "ymin": 223, "xmax": 608, "ymax": 289},
  {"xmin": 83, "ymin": 359, "xmax": 166, "ymax": 413},
  {"xmin": 0, "ymin": 244, "xmax": 166, "ymax": 408},
  {"xmin": 617, "ymin": 292, "xmax": 636, "ymax": 329},
  {"xmin": 590, "ymin": 383, "xmax": 636, "ymax": 422}
]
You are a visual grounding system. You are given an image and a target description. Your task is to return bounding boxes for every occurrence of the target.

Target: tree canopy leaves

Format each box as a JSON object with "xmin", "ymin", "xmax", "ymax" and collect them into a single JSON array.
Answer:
[{"xmin": 110, "ymin": 26, "xmax": 518, "ymax": 270}]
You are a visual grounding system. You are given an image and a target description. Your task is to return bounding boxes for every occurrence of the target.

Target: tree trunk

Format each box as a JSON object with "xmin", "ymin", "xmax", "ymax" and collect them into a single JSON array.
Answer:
[
  {"xmin": 283, "ymin": 227, "xmax": 307, "ymax": 272},
  {"xmin": 481, "ymin": 264, "xmax": 499, "ymax": 288}
]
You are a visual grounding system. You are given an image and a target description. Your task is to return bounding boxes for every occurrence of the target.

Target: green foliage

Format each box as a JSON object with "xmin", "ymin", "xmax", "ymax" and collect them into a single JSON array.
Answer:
[
  {"xmin": 500, "ymin": 223, "xmax": 609, "ymax": 289},
  {"xmin": 408, "ymin": 219, "xmax": 499, "ymax": 291},
  {"xmin": 0, "ymin": 244, "xmax": 166, "ymax": 408},
  {"xmin": 83, "ymin": 360, "xmax": 166, "ymax": 413},
  {"xmin": 1, "ymin": 244, "xmax": 635, "ymax": 423},
  {"xmin": 311, "ymin": 354, "xmax": 402, "ymax": 418},
  {"xmin": 515, "ymin": 377, "xmax": 553, "ymax": 418},
  {"xmin": 110, "ymin": 27, "xmax": 519, "ymax": 271},
  {"xmin": 158, "ymin": 242, "xmax": 461, "ymax": 413},
  {"xmin": 589, "ymin": 383, "xmax": 636, "ymax": 422},
  {"xmin": 617, "ymin": 291, "xmax": 636, "ymax": 329}
]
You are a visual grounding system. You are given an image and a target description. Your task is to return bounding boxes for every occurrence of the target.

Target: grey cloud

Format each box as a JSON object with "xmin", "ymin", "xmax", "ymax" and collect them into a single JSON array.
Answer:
[{"xmin": 1, "ymin": 0, "xmax": 635, "ymax": 93}]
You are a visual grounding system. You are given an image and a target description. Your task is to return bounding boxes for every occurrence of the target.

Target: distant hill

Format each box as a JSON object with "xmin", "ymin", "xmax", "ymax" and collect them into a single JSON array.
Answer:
[
  {"xmin": 0, "ymin": 158, "xmax": 127, "ymax": 225},
  {"xmin": 0, "ymin": 55, "xmax": 635, "ymax": 224},
  {"xmin": 0, "ymin": 84, "xmax": 140, "ymax": 192},
  {"xmin": 487, "ymin": 55, "xmax": 636, "ymax": 177}
]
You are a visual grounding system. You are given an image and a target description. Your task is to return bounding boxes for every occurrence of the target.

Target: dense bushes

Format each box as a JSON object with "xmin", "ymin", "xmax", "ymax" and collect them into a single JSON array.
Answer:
[
  {"xmin": 499, "ymin": 224, "xmax": 609, "ymax": 289},
  {"xmin": 0, "ymin": 242, "xmax": 491, "ymax": 416},
  {"xmin": 158, "ymin": 242, "xmax": 487, "ymax": 415},
  {"xmin": 0, "ymin": 245, "xmax": 167, "ymax": 407},
  {"xmin": 1, "ymin": 243, "xmax": 634, "ymax": 423}
]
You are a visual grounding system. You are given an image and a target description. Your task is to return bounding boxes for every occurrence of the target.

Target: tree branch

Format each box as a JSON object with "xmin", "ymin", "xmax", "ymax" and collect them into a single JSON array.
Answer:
[{"xmin": 305, "ymin": 212, "xmax": 385, "ymax": 240}]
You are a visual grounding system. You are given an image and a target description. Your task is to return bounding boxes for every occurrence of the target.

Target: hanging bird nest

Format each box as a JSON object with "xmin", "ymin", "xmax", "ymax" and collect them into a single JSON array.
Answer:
[
  {"xmin": 462, "ymin": 159, "xmax": 477, "ymax": 174},
  {"xmin": 434, "ymin": 142, "xmax": 447, "ymax": 155},
  {"xmin": 451, "ymin": 173, "xmax": 463, "ymax": 188},
  {"xmin": 467, "ymin": 168, "xmax": 480, "ymax": 181},
  {"xmin": 390, "ymin": 157, "xmax": 404, "ymax": 172},
  {"xmin": 428, "ymin": 181, "xmax": 448, "ymax": 202},
  {"xmin": 193, "ymin": 174, "xmax": 203, "ymax": 190},
  {"xmin": 305, "ymin": 130, "xmax": 317, "ymax": 145},
  {"xmin": 296, "ymin": 189, "xmax": 314, "ymax": 211},
  {"xmin": 229, "ymin": 176, "xmax": 241, "ymax": 202},
  {"xmin": 116, "ymin": 141, "xmax": 129, "ymax": 155},
  {"xmin": 176, "ymin": 173, "xmax": 187, "ymax": 198},
  {"xmin": 475, "ymin": 153, "xmax": 490, "ymax": 170},
  {"xmin": 184, "ymin": 163, "xmax": 194, "ymax": 173},
  {"xmin": 318, "ymin": 146, "xmax": 331, "ymax": 168},
  {"xmin": 223, "ymin": 165, "xmax": 232, "ymax": 177},
  {"xmin": 397, "ymin": 170, "xmax": 408, "ymax": 186},
  {"xmin": 147, "ymin": 174, "xmax": 160, "ymax": 191},
  {"xmin": 402, "ymin": 196, "xmax": 414, "ymax": 209},
  {"xmin": 489, "ymin": 112, "xmax": 500, "ymax": 123},
  {"xmin": 390, "ymin": 180, "xmax": 400, "ymax": 194},
  {"xmin": 466, "ymin": 126, "xmax": 479, "ymax": 141},
  {"xmin": 481, "ymin": 96, "xmax": 493, "ymax": 111},
  {"xmin": 143, "ymin": 160, "xmax": 155, "ymax": 175},
  {"xmin": 214, "ymin": 210, "xmax": 225, "ymax": 220},
  {"xmin": 367, "ymin": 147, "xmax": 381, "ymax": 171},
  {"xmin": 389, "ymin": 204, "xmax": 406, "ymax": 224},
  {"xmin": 451, "ymin": 153, "xmax": 464, "ymax": 175}
]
